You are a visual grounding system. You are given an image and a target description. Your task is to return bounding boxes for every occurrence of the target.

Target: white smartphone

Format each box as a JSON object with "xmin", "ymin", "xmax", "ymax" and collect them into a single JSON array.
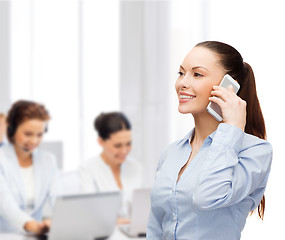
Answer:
[{"xmin": 207, "ymin": 74, "xmax": 240, "ymax": 122}]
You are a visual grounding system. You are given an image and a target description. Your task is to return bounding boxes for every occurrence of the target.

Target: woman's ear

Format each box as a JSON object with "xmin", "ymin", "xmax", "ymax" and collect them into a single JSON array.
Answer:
[{"xmin": 98, "ymin": 137, "xmax": 104, "ymax": 147}]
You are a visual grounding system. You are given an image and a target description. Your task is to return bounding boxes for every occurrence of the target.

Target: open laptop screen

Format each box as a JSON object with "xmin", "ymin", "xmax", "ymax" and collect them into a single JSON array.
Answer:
[{"xmin": 49, "ymin": 192, "xmax": 122, "ymax": 240}]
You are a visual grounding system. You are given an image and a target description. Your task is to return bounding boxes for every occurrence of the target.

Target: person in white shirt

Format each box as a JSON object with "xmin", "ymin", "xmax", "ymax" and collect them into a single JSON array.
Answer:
[
  {"xmin": 79, "ymin": 112, "xmax": 142, "ymax": 224},
  {"xmin": 0, "ymin": 100, "xmax": 58, "ymax": 234}
]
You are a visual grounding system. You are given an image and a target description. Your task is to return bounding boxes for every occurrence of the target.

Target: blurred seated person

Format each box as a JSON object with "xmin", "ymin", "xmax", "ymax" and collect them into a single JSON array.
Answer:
[
  {"xmin": 0, "ymin": 100, "xmax": 58, "ymax": 234},
  {"xmin": 79, "ymin": 112, "xmax": 142, "ymax": 224},
  {"xmin": 0, "ymin": 113, "xmax": 7, "ymax": 147}
]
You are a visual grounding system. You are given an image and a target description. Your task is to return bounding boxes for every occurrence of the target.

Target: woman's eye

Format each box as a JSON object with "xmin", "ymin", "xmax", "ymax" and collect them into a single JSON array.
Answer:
[
  {"xmin": 24, "ymin": 132, "xmax": 33, "ymax": 137},
  {"xmin": 194, "ymin": 72, "xmax": 203, "ymax": 77},
  {"xmin": 178, "ymin": 71, "xmax": 185, "ymax": 76}
]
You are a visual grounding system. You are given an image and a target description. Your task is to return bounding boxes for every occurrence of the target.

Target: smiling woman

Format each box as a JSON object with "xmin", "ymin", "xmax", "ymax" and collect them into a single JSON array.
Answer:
[
  {"xmin": 79, "ymin": 112, "xmax": 142, "ymax": 224},
  {"xmin": 0, "ymin": 100, "xmax": 58, "ymax": 234},
  {"xmin": 147, "ymin": 41, "xmax": 272, "ymax": 240}
]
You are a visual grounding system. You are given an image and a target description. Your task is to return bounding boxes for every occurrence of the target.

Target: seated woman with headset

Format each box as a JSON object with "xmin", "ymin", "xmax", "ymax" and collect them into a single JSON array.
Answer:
[
  {"xmin": 79, "ymin": 112, "xmax": 142, "ymax": 224},
  {"xmin": 0, "ymin": 100, "xmax": 58, "ymax": 234}
]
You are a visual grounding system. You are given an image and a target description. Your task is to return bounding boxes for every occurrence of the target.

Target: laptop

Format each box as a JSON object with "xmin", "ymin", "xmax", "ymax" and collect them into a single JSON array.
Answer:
[
  {"xmin": 48, "ymin": 191, "xmax": 122, "ymax": 240},
  {"xmin": 119, "ymin": 188, "xmax": 151, "ymax": 238}
]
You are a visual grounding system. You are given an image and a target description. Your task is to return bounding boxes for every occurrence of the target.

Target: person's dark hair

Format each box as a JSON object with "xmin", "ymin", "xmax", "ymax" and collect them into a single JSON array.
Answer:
[
  {"xmin": 94, "ymin": 112, "xmax": 131, "ymax": 140},
  {"xmin": 6, "ymin": 100, "xmax": 50, "ymax": 143},
  {"xmin": 196, "ymin": 41, "xmax": 266, "ymax": 220}
]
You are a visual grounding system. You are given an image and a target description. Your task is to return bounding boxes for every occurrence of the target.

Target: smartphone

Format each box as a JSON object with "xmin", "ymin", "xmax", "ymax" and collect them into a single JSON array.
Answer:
[{"xmin": 207, "ymin": 74, "xmax": 240, "ymax": 122}]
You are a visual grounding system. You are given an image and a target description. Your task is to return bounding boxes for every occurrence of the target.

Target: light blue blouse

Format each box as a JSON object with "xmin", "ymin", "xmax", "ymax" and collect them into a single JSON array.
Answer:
[{"xmin": 147, "ymin": 123, "xmax": 272, "ymax": 240}]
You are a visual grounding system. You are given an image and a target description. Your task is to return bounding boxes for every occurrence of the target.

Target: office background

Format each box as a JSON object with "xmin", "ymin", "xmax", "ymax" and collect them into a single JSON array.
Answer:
[{"xmin": 0, "ymin": 0, "xmax": 284, "ymax": 239}]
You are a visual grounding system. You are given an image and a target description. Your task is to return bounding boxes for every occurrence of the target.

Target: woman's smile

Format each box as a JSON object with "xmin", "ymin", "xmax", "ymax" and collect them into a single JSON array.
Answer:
[{"xmin": 179, "ymin": 91, "xmax": 196, "ymax": 103}]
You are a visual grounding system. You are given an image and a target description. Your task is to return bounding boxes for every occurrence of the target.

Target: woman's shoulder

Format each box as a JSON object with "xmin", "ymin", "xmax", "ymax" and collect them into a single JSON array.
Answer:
[
  {"xmin": 0, "ymin": 144, "xmax": 16, "ymax": 165},
  {"xmin": 155, "ymin": 132, "xmax": 193, "ymax": 170},
  {"xmin": 162, "ymin": 131, "xmax": 193, "ymax": 153},
  {"xmin": 0, "ymin": 143, "xmax": 13, "ymax": 153},
  {"xmin": 80, "ymin": 155, "xmax": 107, "ymax": 174},
  {"xmin": 243, "ymin": 132, "xmax": 272, "ymax": 152},
  {"xmin": 215, "ymin": 123, "xmax": 272, "ymax": 155},
  {"xmin": 240, "ymin": 132, "xmax": 273, "ymax": 169},
  {"xmin": 84, "ymin": 155, "xmax": 103, "ymax": 166},
  {"xmin": 0, "ymin": 143, "xmax": 7, "ymax": 155}
]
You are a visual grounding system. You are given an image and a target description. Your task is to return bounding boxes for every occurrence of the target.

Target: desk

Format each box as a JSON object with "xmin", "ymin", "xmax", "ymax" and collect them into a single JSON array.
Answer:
[
  {"xmin": 0, "ymin": 227, "xmax": 145, "ymax": 240},
  {"xmin": 110, "ymin": 227, "xmax": 144, "ymax": 240}
]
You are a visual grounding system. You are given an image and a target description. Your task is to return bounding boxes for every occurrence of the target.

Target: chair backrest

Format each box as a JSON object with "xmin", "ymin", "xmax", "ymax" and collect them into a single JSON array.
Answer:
[
  {"xmin": 39, "ymin": 141, "xmax": 63, "ymax": 169},
  {"xmin": 58, "ymin": 170, "xmax": 82, "ymax": 196}
]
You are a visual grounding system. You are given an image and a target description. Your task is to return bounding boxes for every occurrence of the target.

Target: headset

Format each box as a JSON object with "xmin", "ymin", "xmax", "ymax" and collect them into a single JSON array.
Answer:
[{"xmin": 7, "ymin": 101, "xmax": 48, "ymax": 141}]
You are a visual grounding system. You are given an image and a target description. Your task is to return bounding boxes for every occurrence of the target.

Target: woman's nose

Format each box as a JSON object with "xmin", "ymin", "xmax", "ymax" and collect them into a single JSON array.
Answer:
[
  {"xmin": 120, "ymin": 146, "xmax": 129, "ymax": 155},
  {"xmin": 179, "ymin": 75, "xmax": 192, "ymax": 89},
  {"xmin": 30, "ymin": 136, "xmax": 40, "ymax": 145}
]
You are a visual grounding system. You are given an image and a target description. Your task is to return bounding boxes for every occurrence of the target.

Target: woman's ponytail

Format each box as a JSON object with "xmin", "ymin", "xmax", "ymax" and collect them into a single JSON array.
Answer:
[
  {"xmin": 238, "ymin": 62, "xmax": 266, "ymax": 140},
  {"xmin": 196, "ymin": 41, "xmax": 267, "ymax": 220},
  {"xmin": 238, "ymin": 62, "xmax": 266, "ymax": 220}
]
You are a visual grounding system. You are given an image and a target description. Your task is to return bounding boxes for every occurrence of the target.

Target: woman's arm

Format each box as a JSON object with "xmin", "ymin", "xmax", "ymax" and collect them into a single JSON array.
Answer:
[
  {"xmin": 193, "ymin": 123, "xmax": 272, "ymax": 210},
  {"xmin": 146, "ymin": 206, "xmax": 163, "ymax": 239},
  {"xmin": 0, "ymin": 162, "xmax": 34, "ymax": 232},
  {"xmin": 146, "ymin": 148, "xmax": 169, "ymax": 239}
]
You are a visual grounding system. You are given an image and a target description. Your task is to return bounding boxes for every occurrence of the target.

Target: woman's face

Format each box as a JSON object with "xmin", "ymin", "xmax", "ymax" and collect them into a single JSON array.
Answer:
[
  {"xmin": 175, "ymin": 46, "xmax": 226, "ymax": 115},
  {"xmin": 99, "ymin": 129, "xmax": 132, "ymax": 165},
  {"xmin": 13, "ymin": 119, "xmax": 47, "ymax": 154}
]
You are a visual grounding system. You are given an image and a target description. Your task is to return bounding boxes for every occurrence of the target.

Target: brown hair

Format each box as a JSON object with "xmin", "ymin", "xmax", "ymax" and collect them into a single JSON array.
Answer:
[
  {"xmin": 94, "ymin": 112, "xmax": 131, "ymax": 140},
  {"xmin": 6, "ymin": 100, "xmax": 50, "ymax": 143},
  {"xmin": 196, "ymin": 41, "xmax": 266, "ymax": 219}
]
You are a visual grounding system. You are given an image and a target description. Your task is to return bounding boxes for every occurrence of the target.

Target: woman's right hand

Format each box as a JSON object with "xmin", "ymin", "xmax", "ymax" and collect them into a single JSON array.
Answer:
[
  {"xmin": 209, "ymin": 85, "xmax": 247, "ymax": 131},
  {"xmin": 24, "ymin": 220, "xmax": 49, "ymax": 235}
]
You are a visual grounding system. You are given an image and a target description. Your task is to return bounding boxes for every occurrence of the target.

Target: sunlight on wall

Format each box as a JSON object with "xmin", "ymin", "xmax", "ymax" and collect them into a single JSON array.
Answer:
[{"xmin": 10, "ymin": 0, "xmax": 119, "ymax": 170}]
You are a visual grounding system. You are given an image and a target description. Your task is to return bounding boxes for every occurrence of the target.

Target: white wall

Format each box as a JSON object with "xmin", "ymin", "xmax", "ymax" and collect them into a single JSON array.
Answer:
[
  {"xmin": 120, "ymin": 1, "xmax": 171, "ymax": 186},
  {"xmin": 9, "ymin": 0, "xmax": 120, "ymax": 170},
  {"xmin": 0, "ymin": 1, "xmax": 11, "ymax": 113}
]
